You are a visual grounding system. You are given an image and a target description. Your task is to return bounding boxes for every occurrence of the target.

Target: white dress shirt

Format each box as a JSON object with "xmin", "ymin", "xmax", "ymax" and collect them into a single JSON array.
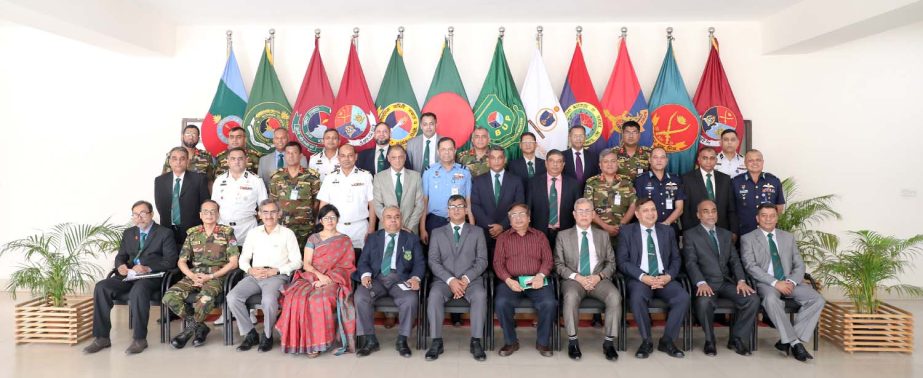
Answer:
[
  {"xmin": 569, "ymin": 225, "xmax": 598, "ymax": 279},
  {"xmin": 639, "ymin": 225, "xmax": 665, "ymax": 279},
  {"xmin": 361, "ymin": 231, "xmax": 401, "ymax": 279},
  {"xmin": 390, "ymin": 168, "xmax": 405, "ymax": 192},
  {"xmin": 309, "ymin": 150, "xmax": 340, "ymax": 181},
  {"xmin": 571, "ymin": 148, "xmax": 586, "ymax": 172},
  {"xmin": 490, "ymin": 169, "xmax": 505, "ymax": 193},
  {"xmin": 445, "ymin": 222, "xmax": 468, "ymax": 284},
  {"xmin": 422, "ymin": 134, "xmax": 439, "ymax": 169},
  {"xmin": 700, "ymin": 168, "xmax": 718, "ymax": 198},
  {"xmin": 716, "ymin": 152, "xmax": 746, "ymax": 178},
  {"xmin": 239, "ymin": 225, "xmax": 302, "ymax": 275}
]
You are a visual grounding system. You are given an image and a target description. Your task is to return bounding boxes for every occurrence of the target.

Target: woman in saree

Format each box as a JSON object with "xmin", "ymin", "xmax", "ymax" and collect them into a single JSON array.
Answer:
[{"xmin": 276, "ymin": 204, "xmax": 356, "ymax": 357}]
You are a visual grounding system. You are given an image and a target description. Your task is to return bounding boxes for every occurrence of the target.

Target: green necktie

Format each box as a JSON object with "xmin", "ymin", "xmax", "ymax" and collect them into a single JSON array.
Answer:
[
  {"xmin": 767, "ymin": 233, "xmax": 785, "ymax": 280},
  {"xmin": 394, "ymin": 172, "xmax": 403, "ymax": 204},
  {"xmin": 549, "ymin": 177, "xmax": 559, "ymax": 226},
  {"xmin": 493, "ymin": 173, "xmax": 501, "ymax": 205},
  {"xmin": 705, "ymin": 172, "xmax": 715, "ymax": 200},
  {"xmin": 453, "ymin": 225, "xmax": 461, "ymax": 244},
  {"xmin": 579, "ymin": 230, "xmax": 591, "ymax": 276},
  {"xmin": 382, "ymin": 233, "xmax": 397, "ymax": 275},
  {"xmin": 171, "ymin": 178, "xmax": 181, "ymax": 226},
  {"xmin": 527, "ymin": 161, "xmax": 535, "ymax": 178},
  {"xmin": 139, "ymin": 232, "xmax": 148, "ymax": 251},
  {"xmin": 708, "ymin": 229, "xmax": 720, "ymax": 255},
  {"xmin": 377, "ymin": 148, "xmax": 387, "ymax": 173},
  {"xmin": 422, "ymin": 140, "xmax": 431, "ymax": 171},
  {"xmin": 277, "ymin": 152, "xmax": 284, "ymax": 169},
  {"xmin": 646, "ymin": 228, "xmax": 659, "ymax": 275}
]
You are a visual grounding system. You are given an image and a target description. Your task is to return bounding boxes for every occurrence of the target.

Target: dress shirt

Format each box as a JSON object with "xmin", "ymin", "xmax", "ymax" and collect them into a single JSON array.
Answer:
[
  {"xmin": 238, "ymin": 225, "xmax": 302, "ymax": 275},
  {"xmin": 568, "ymin": 225, "xmax": 597, "ymax": 279}
]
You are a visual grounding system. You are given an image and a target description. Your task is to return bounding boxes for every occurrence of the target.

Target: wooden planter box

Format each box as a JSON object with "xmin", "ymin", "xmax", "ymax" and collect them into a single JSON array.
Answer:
[
  {"xmin": 15, "ymin": 296, "xmax": 93, "ymax": 345},
  {"xmin": 820, "ymin": 301, "xmax": 913, "ymax": 353}
]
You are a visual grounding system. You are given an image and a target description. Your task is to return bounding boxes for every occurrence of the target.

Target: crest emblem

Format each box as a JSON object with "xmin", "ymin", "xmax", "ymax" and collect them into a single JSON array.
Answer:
[
  {"xmin": 292, "ymin": 105, "xmax": 332, "ymax": 154},
  {"xmin": 651, "ymin": 104, "xmax": 698, "ymax": 153},
  {"xmin": 334, "ymin": 104, "xmax": 377, "ymax": 147},
  {"xmin": 378, "ymin": 102, "xmax": 419, "ymax": 145},
  {"xmin": 564, "ymin": 102, "xmax": 604, "ymax": 145},
  {"xmin": 699, "ymin": 106, "xmax": 738, "ymax": 148}
]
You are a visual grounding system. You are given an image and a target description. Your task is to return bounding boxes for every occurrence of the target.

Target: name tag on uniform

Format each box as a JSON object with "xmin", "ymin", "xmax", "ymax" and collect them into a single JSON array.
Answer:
[
  {"xmin": 613, "ymin": 193, "xmax": 621, "ymax": 206},
  {"xmin": 451, "ymin": 186, "xmax": 460, "ymax": 195},
  {"xmin": 241, "ymin": 186, "xmax": 252, "ymax": 191},
  {"xmin": 290, "ymin": 188, "xmax": 299, "ymax": 200},
  {"xmin": 637, "ymin": 168, "xmax": 644, "ymax": 175},
  {"xmin": 666, "ymin": 200, "xmax": 673, "ymax": 210}
]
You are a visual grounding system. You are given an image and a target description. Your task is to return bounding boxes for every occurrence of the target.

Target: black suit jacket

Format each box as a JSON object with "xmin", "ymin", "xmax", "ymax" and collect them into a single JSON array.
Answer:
[
  {"xmin": 358, "ymin": 147, "xmax": 409, "ymax": 175},
  {"xmin": 616, "ymin": 223, "xmax": 681, "ymax": 281},
  {"xmin": 563, "ymin": 149, "xmax": 600, "ymax": 186},
  {"xmin": 471, "ymin": 171, "xmax": 525, "ymax": 231},
  {"xmin": 682, "ymin": 225, "xmax": 746, "ymax": 288},
  {"xmin": 113, "ymin": 223, "xmax": 179, "ymax": 273},
  {"xmin": 680, "ymin": 169, "xmax": 738, "ymax": 234},
  {"xmin": 154, "ymin": 171, "xmax": 210, "ymax": 232},
  {"xmin": 355, "ymin": 230, "xmax": 426, "ymax": 282},
  {"xmin": 507, "ymin": 156, "xmax": 546, "ymax": 191},
  {"xmin": 526, "ymin": 174, "xmax": 581, "ymax": 233}
]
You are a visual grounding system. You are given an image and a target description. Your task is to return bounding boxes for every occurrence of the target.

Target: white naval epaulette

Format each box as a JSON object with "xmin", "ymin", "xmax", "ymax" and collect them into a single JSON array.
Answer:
[{"xmin": 354, "ymin": 167, "xmax": 369, "ymax": 173}]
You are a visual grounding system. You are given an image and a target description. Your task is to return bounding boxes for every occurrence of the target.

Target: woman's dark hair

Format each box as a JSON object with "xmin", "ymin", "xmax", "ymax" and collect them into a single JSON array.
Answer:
[{"xmin": 314, "ymin": 204, "xmax": 341, "ymax": 233}]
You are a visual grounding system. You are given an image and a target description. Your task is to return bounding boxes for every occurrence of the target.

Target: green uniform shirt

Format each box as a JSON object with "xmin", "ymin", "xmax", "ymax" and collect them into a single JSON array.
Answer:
[
  {"xmin": 268, "ymin": 167, "xmax": 322, "ymax": 230},
  {"xmin": 583, "ymin": 174, "xmax": 637, "ymax": 226},
  {"xmin": 180, "ymin": 224, "xmax": 240, "ymax": 273}
]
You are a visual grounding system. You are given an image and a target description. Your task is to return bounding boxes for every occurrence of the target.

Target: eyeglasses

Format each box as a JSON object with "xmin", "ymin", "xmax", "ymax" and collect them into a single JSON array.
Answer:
[
  {"xmin": 321, "ymin": 216, "xmax": 338, "ymax": 222},
  {"xmin": 260, "ymin": 210, "xmax": 280, "ymax": 215},
  {"xmin": 228, "ymin": 157, "xmax": 247, "ymax": 161},
  {"xmin": 520, "ymin": 141, "xmax": 536, "ymax": 146},
  {"xmin": 448, "ymin": 205, "xmax": 467, "ymax": 210},
  {"xmin": 130, "ymin": 211, "xmax": 151, "ymax": 218},
  {"xmin": 508, "ymin": 211, "xmax": 528, "ymax": 219},
  {"xmin": 200, "ymin": 210, "xmax": 217, "ymax": 215},
  {"xmin": 574, "ymin": 209, "xmax": 594, "ymax": 215}
]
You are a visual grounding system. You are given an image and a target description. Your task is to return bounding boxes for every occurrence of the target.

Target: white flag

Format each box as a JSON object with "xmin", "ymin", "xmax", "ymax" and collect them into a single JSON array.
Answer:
[{"xmin": 519, "ymin": 48, "xmax": 568, "ymax": 158}]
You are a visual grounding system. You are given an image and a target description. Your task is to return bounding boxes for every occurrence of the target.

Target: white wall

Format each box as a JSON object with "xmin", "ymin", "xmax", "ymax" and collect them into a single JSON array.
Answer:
[{"xmin": 1, "ymin": 20, "xmax": 921, "ymax": 286}]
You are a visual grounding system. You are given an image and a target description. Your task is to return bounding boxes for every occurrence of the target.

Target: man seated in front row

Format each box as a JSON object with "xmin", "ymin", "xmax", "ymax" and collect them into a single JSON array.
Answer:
[
  {"xmin": 227, "ymin": 199, "xmax": 302, "ymax": 353},
  {"xmin": 84, "ymin": 200, "xmax": 178, "ymax": 355}
]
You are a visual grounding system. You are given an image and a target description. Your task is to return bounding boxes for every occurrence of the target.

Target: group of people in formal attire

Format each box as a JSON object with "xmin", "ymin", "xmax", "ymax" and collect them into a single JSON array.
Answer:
[{"xmin": 81, "ymin": 112, "xmax": 824, "ymax": 364}]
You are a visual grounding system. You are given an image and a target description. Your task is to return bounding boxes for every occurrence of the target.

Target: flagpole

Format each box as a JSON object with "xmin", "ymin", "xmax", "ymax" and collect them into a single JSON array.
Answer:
[
  {"xmin": 620, "ymin": 27, "xmax": 627, "ymax": 39},
  {"xmin": 353, "ymin": 27, "xmax": 359, "ymax": 49},
  {"xmin": 666, "ymin": 27, "xmax": 674, "ymax": 41},
  {"xmin": 315, "ymin": 28, "xmax": 320, "ymax": 42},
  {"xmin": 269, "ymin": 28, "xmax": 275, "ymax": 55},
  {"xmin": 499, "ymin": 26, "xmax": 505, "ymax": 40},
  {"xmin": 226, "ymin": 30, "xmax": 232, "ymax": 58},
  {"xmin": 536, "ymin": 26, "xmax": 543, "ymax": 55},
  {"xmin": 448, "ymin": 26, "xmax": 454, "ymax": 53},
  {"xmin": 398, "ymin": 26, "xmax": 404, "ymax": 42},
  {"xmin": 576, "ymin": 25, "xmax": 582, "ymax": 45}
]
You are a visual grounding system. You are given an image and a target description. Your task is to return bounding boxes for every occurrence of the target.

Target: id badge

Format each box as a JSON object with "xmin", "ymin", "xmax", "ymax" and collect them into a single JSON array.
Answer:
[
  {"xmin": 637, "ymin": 167, "xmax": 644, "ymax": 175},
  {"xmin": 451, "ymin": 186, "xmax": 459, "ymax": 195},
  {"xmin": 666, "ymin": 199, "xmax": 674, "ymax": 210},
  {"xmin": 613, "ymin": 193, "xmax": 621, "ymax": 206},
  {"xmin": 289, "ymin": 188, "xmax": 299, "ymax": 200}
]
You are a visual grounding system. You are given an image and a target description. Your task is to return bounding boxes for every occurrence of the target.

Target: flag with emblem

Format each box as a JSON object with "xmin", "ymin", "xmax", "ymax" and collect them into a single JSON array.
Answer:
[
  {"xmin": 560, "ymin": 36, "xmax": 608, "ymax": 155},
  {"xmin": 472, "ymin": 37, "xmax": 526, "ymax": 159},
  {"xmin": 422, "ymin": 38, "xmax": 473, "ymax": 148},
  {"xmin": 243, "ymin": 41, "xmax": 292, "ymax": 155},
  {"xmin": 692, "ymin": 35, "xmax": 744, "ymax": 153},
  {"xmin": 649, "ymin": 39, "xmax": 701, "ymax": 175},
  {"xmin": 332, "ymin": 38, "xmax": 377, "ymax": 152},
  {"xmin": 601, "ymin": 36, "xmax": 653, "ymax": 148},
  {"xmin": 201, "ymin": 47, "xmax": 248, "ymax": 156},
  {"xmin": 520, "ymin": 47, "xmax": 567, "ymax": 158},
  {"xmin": 376, "ymin": 36, "xmax": 420, "ymax": 146},
  {"xmin": 291, "ymin": 36, "xmax": 337, "ymax": 156}
]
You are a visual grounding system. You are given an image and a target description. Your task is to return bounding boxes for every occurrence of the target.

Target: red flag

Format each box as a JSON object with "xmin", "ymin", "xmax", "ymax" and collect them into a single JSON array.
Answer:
[
  {"xmin": 290, "ymin": 37, "xmax": 337, "ymax": 157},
  {"xmin": 559, "ymin": 37, "xmax": 608, "ymax": 152},
  {"xmin": 332, "ymin": 39, "xmax": 377, "ymax": 152},
  {"xmin": 692, "ymin": 37, "xmax": 744, "ymax": 153},
  {"xmin": 601, "ymin": 37, "xmax": 653, "ymax": 147}
]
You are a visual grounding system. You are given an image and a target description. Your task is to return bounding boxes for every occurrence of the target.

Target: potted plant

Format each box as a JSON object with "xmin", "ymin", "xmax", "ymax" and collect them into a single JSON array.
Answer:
[
  {"xmin": 1, "ymin": 220, "xmax": 125, "ymax": 345},
  {"xmin": 816, "ymin": 230, "xmax": 923, "ymax": 353},
  {"xmin": 776, "ymin": 177, "xmax": 841, "ymax": 270}
]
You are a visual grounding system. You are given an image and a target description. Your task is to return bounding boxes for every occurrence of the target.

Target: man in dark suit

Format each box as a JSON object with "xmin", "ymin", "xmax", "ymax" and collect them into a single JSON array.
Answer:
[
  {"xmin": 617, "ymin": 198, "xmax": 689, "ymax": 359},
  {"xmin": 682, "ymin": 199, "xmax": 759, "ymax": 357},
  {"xmin": 155, "ymin": 147, "xmax": 210, "ymax": 247},
  {"xmin": 681, "ymin": 148, "xmax": 738, "ymax": 237},
  {"xmin": 562, "ymin": 126, "xmax": 599, "ymax": 189},
  {"xmin": 358, "ymin": 122, "xmax": 407, "ymax": 175},
  {"xmin": 507, "ymin": 132, "xmax": 546, "ymax": 190},
  {"xmin": 354, "ymin": 206, "xmax": 426, "ymax": 358},
  {"xmin": 83, "ymin": 200, "xmax": 179, "ymax": 355},
  {"xmin": 527, "ymin": 149, "xmax": 581, "ymax": 248},
  {"xmin": 472, "ymin": 145, "xmax": 524, "ymax": 260}
]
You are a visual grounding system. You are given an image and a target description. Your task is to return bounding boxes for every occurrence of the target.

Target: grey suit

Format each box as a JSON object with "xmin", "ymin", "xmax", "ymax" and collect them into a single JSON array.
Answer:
[
  {"xmin": 258, "ymin": 151, "xmax": 308, "ymax": 188},
  {"xmin": 406, "ymin": 133, "xmax": 439, "ymax": 172},
  {"xmin": 683, "ymin": 225, "xmax": 759, "ymax": 344},
  {"xmin": 426, "ymin": 223, "xmax": 489, "ymax": 338},
  {"xmin": 554, "ymin": 226, "xmax": 621, "ymax": 338},
  {"xmin": 373, "ymin": 168, "xmax": 424, "ymax": 234},
  {"xmin": 740, "ymin": 228, "xmax": 825, "ymax": 344}
]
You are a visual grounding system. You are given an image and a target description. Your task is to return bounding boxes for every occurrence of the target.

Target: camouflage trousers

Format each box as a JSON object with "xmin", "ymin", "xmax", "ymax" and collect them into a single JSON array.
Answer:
[
  {"xmin": 162, "ymin": 276, "xmax": 225, "ymax": 323},
  {"xmin": 288, "ymin": 224, "xmax": 313, "ymax": 250}
]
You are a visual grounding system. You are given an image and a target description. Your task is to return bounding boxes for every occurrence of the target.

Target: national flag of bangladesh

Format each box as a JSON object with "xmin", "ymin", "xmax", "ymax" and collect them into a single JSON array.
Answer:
[
  {"xmin": 376, "ymin": 37, "xmax": 420, "ymax": 146},
  {"xmin": 291, "ymin": 36, "xmax": 336, "ymax": 156},
  {"xmin": 560, "ymin": 37, "xmax": 608, "ymax": 155},
  {"xmin": 202, "ymin": 47, "xmax": 248, "ymax": 156},
  {"xmin": 422, "ymin": 38, "xmax": 473, "ymax": 148},
  {"xmin": 332, "ymin": 39, "xmax": 377, "ymax": 152},
  {"xmin": 520, "ymin": 47, "xmax": 567, "ymax": 158},
  {"xmin": 602, "ymin": 37, "xmax": 653, "ymax": 148},
  {"xmin": 649, "ymin": 39, "xmax": 701, "ymax": 175},
  {"xmin": 243, "ymin": 42, "xmax": 292, "ymax": 155},
  {"xmin": 693, "ymin": 36, "xmax": 745, "ymax": 153},
  {"xmin": 472, "ymin": 37, "xmax": 526, "ymax": 159}
]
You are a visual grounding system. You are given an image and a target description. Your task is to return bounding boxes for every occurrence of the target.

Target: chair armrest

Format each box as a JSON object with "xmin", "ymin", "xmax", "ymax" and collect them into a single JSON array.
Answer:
[
  {"xmin": 224, "ymin": 269, "xmax": 245, "ymax": 294},
  {"xmin": 803, "ymin": 273, "xmax": 819, "ymax": 290}
]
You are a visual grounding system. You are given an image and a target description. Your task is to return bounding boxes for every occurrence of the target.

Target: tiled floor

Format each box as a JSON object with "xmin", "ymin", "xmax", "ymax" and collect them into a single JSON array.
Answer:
[{"xmin": 2, "ymin": 296, "xmax": 922, "ymax": 378}]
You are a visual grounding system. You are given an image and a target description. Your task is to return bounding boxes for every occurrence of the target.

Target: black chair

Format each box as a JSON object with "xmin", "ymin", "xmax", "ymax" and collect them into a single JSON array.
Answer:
[
  {"xmin": 162, "ymin": 277, "xmax": 229, "ymax": 343},
  {"xmin": 222, "ymin": 269, "xmax": 263, "ymax": 346},
  {"xmin": 688, "ymin": 297, "xmax": 759, "ymax": 351},
  {"xmin": 617, "ymin": 272, "xmax": 693, "ymax": 352},
  {"xmin": 749, "ymin": 273, "xmax": 821, "ymax": 352},
  {"xmin": 351, "ymin": 275, "xmax": 428, "ymax": 350},
  {"xmin": 488, "ymin": 273, "xmax": 561, "ymax": 351},
  {"xmin": 421, "ymin": 273, "xmax": 492, "ymax": 350},
  {"xmin": 106, "ymin": 269, "xmax": 178, "ymax": 344},
  {"xmin": 556, "ymin": 275, "xmax": 624, "ymax": 351}
]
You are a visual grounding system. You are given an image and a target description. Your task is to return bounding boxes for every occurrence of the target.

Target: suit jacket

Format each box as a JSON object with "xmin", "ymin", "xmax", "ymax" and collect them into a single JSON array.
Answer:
[
  {"xmin": 113, "ymin": 222, "xmax": 179, "ymax": 273},
  {"xmin": 507, "ymin": 156, "xmax": 546, "ymax": 190},
  {"xmin": 682, "ymin": 225, "xmax": 746, "ymax": 288},
  {"xmin": 373, "ymin": 169, "xmax": 424, "ymax": 233},
  {"xmin": 526, "ymin": 174, "xmax": 581, "ymax": 233},
  {"xmin": 554, "ymin": 226, "xmax": 616, "ymax": 280},
  {"xmin": 358, "ymin": 147, "xmax": 409, "ymax": 175},
  {"xmin": 616, "ymin": 223, "xmax": 681, "ymax": 281},
  {"xmin": 739, "ymin": 228, "xmax": 806, "ymax": 287},
  {"xmin": 154, "ymin": 171, "xmax": 209, "ymax": 232},
  {"xmin": 471, "ymin": 171, "xmax": 524, "ymax": 231},
  {"xmin": 356, "ymin": 230, "xmax": 426, "ymax": 282},
  {"xmin": 406, "ymin": 133, "xmax": 439, "ymax": 172},
  {"xmin": 258, "ymin": 151, "xmax": 307, "ymax": 188},
  {"xmin": 427, "ymin": 223, "xmax": 489, "ymax": 285},
  {"xmin": 563, "ymin": 149, "xmax": 600, "ymax": 186},
  {"xmin": 681, "ymin": 169, "xmax": 738, "ymax": 234}
]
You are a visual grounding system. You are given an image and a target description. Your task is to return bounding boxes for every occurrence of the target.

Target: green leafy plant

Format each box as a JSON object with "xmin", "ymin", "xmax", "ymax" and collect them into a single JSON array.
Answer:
[
  {"xmin": 1, "ymin": 220, "xmax": 125, "ymax": 307},
  {"xmin": 776, "ymin": 177, "xmax": 841, "ymax": 269},
  {"xmin": 814, "ymin": 231, "xmax": 923, "ymax": 314}
]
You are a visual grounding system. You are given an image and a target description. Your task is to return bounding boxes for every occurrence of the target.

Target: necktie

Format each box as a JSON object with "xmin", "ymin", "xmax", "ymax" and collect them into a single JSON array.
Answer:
[
  {"xmin": 277, "ymin": 152, "xmax": 284, "ymax": 169},
  {"xmin": 493, "ymin": 173, "xmax": 501, "ymax": 205},
  {"xmin": 453, "ymin": 225, "xmax": 461, "ymax": 244},
  {"xmin": 708, "ymin": 229, "xmax": 720, "ymax": 255},
  {"xmin": 575, "ymin": 151, "xmax": 584, "ymax": 182},
  {"xmin": 579, "ymin": 230, "xmax": 591, "ymax": 276},
  {"xmin": 382, "ymin": 233, "xmax": 397, "ymax": 275},
  {"xmin": 767, "ymin": 233, "xmax": 785, "ymax": 280},
  {"xmin": 377, "ymin": 149, "xmax": 387, "ymax": 173},
  {"xmin": 549, "ymin": 177, "xmax": 559, "ymax": 226},
  {"xmin": 140, "ymin": 232, "xmax": 148, "ymax": 251},
  {"xmin": 171, "ymin": 178, "xmax": 181, "ymax": 226},
  {"xmin": 394, "ymin": 172, "xmax": 403, "ymax": 204},
  {"xmin": 527, "ymin": 161, "xmax": 535, "ymax": 178},
  {"xmin": 705, "ymin": 172, "xmax": 715, "ymax": 200},
  {"xmin": 422, "ymin": 140, "xmax": 431, "ymax": 171},
  {"xmin": 646, "ymin": 228, "xmax": 659, "ymax": 276}
]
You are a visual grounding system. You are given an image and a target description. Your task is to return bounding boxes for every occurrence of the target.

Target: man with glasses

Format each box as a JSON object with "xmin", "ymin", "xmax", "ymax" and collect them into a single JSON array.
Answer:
[
  {"xmin": 215, "ymin": 127, "xmax": 261, "ymax": 176},
  {"xmin": 84, "ymin": 200, "xmax": 178, "ymax": 355},
  {"xmin": 421, "ymin": 137, "xmax": 473, "ymax": 245},
  {"xmin": 526, "ymin": 149, "xmax": 581, "ymax": 249},
  {"xmin": 507, "ymin": 132, "xmax": 546, "ymax": 189},
  {"xmin": 456, "ymin": 127, "xmax": 491, "ymax": 177},
  {"xmin": 634, "ymin": 147, "xmax": 686, "ymax": 236},
  {"xmin": 373, "ymin": 145, "xmax": 424, "ymax": 235},
  {"xmin": 161, "ymin": 124, "xmax": 216, "ymax": 183},
  {"xmin": 614, "ymin": 121, "xmax": 652, "ymax": 180},
  {"xmin": 155, "ymin": 147, "xmax": 210, "ymax": 247},
  {"xmin": 563, "ymin": 126, "xmax": 599, "ymax": 189},
  {"xmin": 212, "ymin": 147, "xmax": 268, "ymax": 246}
]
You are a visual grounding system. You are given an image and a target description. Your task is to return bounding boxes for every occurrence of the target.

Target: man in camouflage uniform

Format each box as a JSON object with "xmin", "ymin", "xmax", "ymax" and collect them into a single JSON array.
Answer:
[
  {"xmin": 456, "ymin": 127, "xmax": 490, "ymax": 177},
  {"xmin": 163, "ymin": 199, "xmax": 240, "ymax": 349},
  {"xmin": 214, "ymin": 126, "xmax": 261, "ymax": 176},
  {"xmin": 269, "ymin": 141, "xmax": 321, "ymax": 248},
  {"xmin": 614, "ymin": 121, "xmax": 652, "ymax": 181},
  {"xmin": 584, "ymin": 148, "xmax": 637, "ymax": 246},
  {"xmin": 162, "ymin": 124, "xmax": 216, "ymax": 183}
]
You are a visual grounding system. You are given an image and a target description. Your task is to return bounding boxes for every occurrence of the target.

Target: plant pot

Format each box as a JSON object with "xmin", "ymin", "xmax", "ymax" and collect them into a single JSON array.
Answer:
[
  {"xmin": 15, "ymin": 296, "xmax": 93, "ymax": 345},
  {"xmin": 820, "ymin": 301, "xmax": 913, "ymax": 353}
]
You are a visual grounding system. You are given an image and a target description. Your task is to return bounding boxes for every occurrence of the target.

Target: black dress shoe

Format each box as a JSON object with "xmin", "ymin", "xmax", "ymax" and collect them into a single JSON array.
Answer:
[
  {"xmin": 356, "ymin": 335, "xmax": 380, "ymax": 357},
  {"xmin": 727, "ymin": 337, "xmax": 751, "ymax": 356},
  {"xmin": 791, "ymin": 343, "xmax": 814, "ymax": 362},
  {"xmin": 658, "ymin": 339, "xmax": 685, "ymax": 358},
  {"xmin": 170, "ymin": 325, "xmax": 195, "ymax": 349},
  {"xmin": 774, "ymin": 340, "xmax": 791, "ymax": 355},
  {"xmin": 425, "ymin": 338, "xmax": 444, "ymax": 361},
  {"xmin": 237, "ymin": 329, "xmax": 259, "ymax": 351},
  {"xmin": 567, "ymin": 339, "xmax": 582, "ymax": 360},
  {"xmin": 635, "ymin": 339, "xmax": 653, "ymax": 359},
  {"xmin": 396, "ymin": 335, "xmax": 412, "ymax": 358},
  {"xmin": 257, "ymin": 333, "xmax": 273, "ymax": 352},
  {"xmin": 470, "ymin": 338, "xmax": 486, "ymax": 361},
  {"xmin": 603, "ymin": 340, "xmax": 619, "ymax": 361},
  {"xmin": 192, "ymin": 323, "xmax": 210, "ymax": 347},
  {"xmin": 703, "ymin": 340, "xmax": 717, "ymax": 356}
]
